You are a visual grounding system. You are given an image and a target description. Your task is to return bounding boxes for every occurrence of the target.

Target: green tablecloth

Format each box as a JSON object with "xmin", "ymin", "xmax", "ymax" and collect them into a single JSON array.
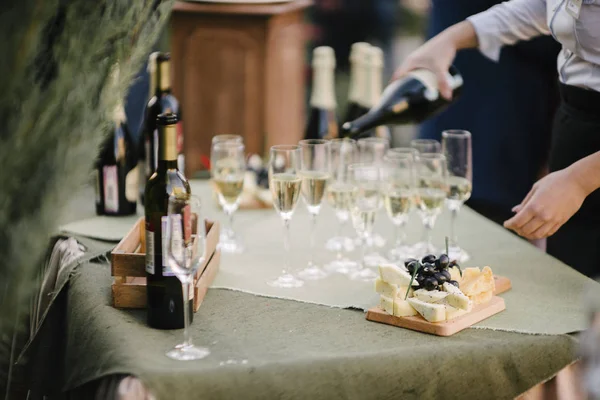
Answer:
[{"xmin": 23, "ymin": 181, "xmax": 596, "ymax": 399}]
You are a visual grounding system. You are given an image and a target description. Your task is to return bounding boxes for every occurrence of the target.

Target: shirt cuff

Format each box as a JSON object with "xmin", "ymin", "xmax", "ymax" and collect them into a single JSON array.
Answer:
[{"xmin": 467, "ymin": 13, "xmax": 504, "ymax": 62}]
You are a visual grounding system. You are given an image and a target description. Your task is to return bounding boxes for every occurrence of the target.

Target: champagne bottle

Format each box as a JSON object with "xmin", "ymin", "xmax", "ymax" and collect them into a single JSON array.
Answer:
[
  {"xmin": 94, "ymin": 98, "xmax": 138, "ymax": 216},
  {"xmin": 364, "ymin": 46, "xmax": 392, "ymax": 141},
  {"xmin": 342, "ymin": 66, "xmax": 464, "ymax": 139},
  {"xmin": 145, "ymin": 113, "xmax": 192, "ymax": 329},
  {"xmin": 139, "ymin": 52, "xmax": 185, "ymax": 203},
  {"xmin": 304, "ymin": 46, "xmax": 338, "ymax": 140},
  {"xmin": 343, "ymin": 42, "xmax": 371, "ymax": 124}
]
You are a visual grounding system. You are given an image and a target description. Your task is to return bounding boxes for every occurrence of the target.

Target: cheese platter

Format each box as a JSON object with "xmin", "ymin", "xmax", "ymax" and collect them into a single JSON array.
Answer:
[{"xmin": 366, "ymin": 254, "xmax": 510, "ymax": 336}]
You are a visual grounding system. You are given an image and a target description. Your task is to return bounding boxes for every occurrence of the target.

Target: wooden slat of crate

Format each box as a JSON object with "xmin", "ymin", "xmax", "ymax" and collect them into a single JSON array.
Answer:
[{"xmin": 111, "ymin": 217, "xmax": 220, "ymax": 312}]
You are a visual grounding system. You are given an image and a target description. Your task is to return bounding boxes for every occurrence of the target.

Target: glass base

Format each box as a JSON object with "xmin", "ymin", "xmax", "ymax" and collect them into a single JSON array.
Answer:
[
  {"xmin": 267, "ymin": 273, "xmax": 304, "ymax": 288},
  {"xmin": 166, "ymin": 344, "xmax": 210, "ymax": 361},
  {"xmin": 349, "ymin": 268, "xmax": 378, "ymax": 282},
  {"xmin": 388, "ymin": 245, "xmax": 417, "ymax": 263},
  {"xmin": 325, "ymin": 236, "xmax": 355, "ymax": 252},
  {"xmin": 355, "ymin": 234, "xmax": 386, "ymax": 249},
  {"xmin": 297, "ymin": 265, "xmax": 329, "ymax": 280},
  {"xmin": 324, "ymin": 258, "xmax": 360, "ymax": 274},
  {"xmin": 448, "ymin": 246, "xmax": 470, "ymax": 263},
  {"xmin": 413, "ymin": 242, "xmax": 439, "ymax": 258},
  {"xmin": 364, "ymin": 252, "xmax": 389, "ymax": 268},
  {"xmin": 218, "ymin": 232, "xmax": 244, "ymax": 254}
]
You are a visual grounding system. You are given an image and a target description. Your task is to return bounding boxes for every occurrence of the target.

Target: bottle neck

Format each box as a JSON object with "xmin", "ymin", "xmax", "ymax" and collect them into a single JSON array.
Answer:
[
  {"xmin": 310, "ymin": 63, "xmax": 336, "ymax": 110},
  {"xmin": 349, "ymin": 59, "xmax": 368, "ymax": 105},
  {"xmin": 155, "ymin": 60, "xmax": 172, "ymax": 95},
  {"xmin": 157, "ymin": 124, "xmax": 178, "ymax": 170}
]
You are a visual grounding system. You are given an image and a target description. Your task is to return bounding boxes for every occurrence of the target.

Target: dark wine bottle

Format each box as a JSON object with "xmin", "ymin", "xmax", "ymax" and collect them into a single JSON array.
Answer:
[
  {"xmin": 94, "ymin": 97, "xmax": 138, "ymax": 216},
  {"xmin": 304, "ymin": 46, "xmax": 338, "ymax": 140},
  {"xmin": 139, "ymin": 52, "xmax": 185, "ymax": 203},
  {"xmin": 342, "ymin": 66, "xmax": 464, "ymax": 139},
  {"xmin": 145, "ymin": 113, "xmax": 192, "ymax": 330},
  {"xmin": 343, "ymin": 42, "xmax": 371, "ymax": 125}
]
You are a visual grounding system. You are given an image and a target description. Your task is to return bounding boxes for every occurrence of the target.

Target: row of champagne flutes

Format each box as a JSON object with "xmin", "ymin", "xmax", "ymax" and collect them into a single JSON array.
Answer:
[{"xmin": 267, "ymin": 132, "xmax": 473, "ymax": 287}]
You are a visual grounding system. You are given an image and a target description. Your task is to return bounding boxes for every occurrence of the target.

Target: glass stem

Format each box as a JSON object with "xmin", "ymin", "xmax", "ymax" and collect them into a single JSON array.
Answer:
[
  {"xmin": 360, "ymin": 234, "xmax": 367, "ymax": 269},
  {"xmin": 450, "ymin": 208, "xmax": 459, "ymax": 246},
  {"xmin": 227, "ymin": 208, "xmax": 235, "ymax": 236},
  {"xmin": 182, "ymin": 279, "xmax": 192, "ymax": 347},
  {"xmin": 283, "ymin": 218, "xmax": 291, "ymax": 275},
  {"xmin": 309, "ymin": 213, "xmax": 317, "ymax": 267},
  {"xmin": 336, "ymin": 219, "xmax": 345, "ymax": 260}
]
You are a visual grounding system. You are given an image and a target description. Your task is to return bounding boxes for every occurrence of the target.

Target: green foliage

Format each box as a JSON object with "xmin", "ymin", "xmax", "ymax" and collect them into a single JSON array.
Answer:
[{"xmin": 0, "ymin": 0, "xmax": 173, "ymax": 393}]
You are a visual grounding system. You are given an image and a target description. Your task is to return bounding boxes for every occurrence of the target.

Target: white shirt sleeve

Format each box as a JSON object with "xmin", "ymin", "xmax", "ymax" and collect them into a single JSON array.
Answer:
[{"xmin": 467, "ymin": 0, "xmax": 550, "ymax": 62}]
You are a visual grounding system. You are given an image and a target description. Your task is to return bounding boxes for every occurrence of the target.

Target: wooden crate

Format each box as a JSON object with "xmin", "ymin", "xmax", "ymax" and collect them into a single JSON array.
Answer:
[{"xmin": 111, "ymin": 217, "xmax": 220, "ymax": 312}]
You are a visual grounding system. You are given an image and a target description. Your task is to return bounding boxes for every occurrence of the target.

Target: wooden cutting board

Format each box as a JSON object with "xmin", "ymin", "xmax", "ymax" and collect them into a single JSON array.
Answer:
[
  {"xmin": 366, "ymin": 296, "xmax": 506, "ymax": 337},
  {"xmin": 494, "ymin": 275, "xmax": 512, "ymax": 295}
]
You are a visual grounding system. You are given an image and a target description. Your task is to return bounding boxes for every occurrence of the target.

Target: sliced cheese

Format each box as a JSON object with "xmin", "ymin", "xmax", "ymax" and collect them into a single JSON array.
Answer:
[
  {"xmin": 413, "ymin": 289, "xmax": 448, "ymax": 303},
  {"xmin": 378, "ymin": 264, "xmax": 416, "ymax": 287},
  {"xmin": 445, "ymin": 304, "xmax": 468, "ymax": 321},
  {"xmin": 380, "ymin": 295, "xmax": 394, "ymax": 315},
  {"xmin": 441, "ymin": 282, "xmax": 462, "ymax": 295},
  {"xmin": 460, "ymin": 266, "xmax": 495, "ymax": 297},
  {"xmin": 407, "ymin": 298, "xmax": 446, "ymax": 323},
  {"xmin": 470, "ymin": 290, "xmax": 493, "ymax": 305},
  {"xmin": 375, "ymin": 278, "xmax": 409, "ymax": 299},
  {"xmin": 442, "ymin": 282, "xmax": 473, "ymax": 311},
  {"xmin": 394, "ymin": 298, "xmax": 418, "ymax": 317}
]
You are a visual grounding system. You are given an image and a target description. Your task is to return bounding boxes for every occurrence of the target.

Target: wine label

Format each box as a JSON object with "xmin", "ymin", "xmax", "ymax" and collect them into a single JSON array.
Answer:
[
  {"xmin": 125, "ymin": 165, "xmax": 139, "ymax": 202},
  {"xmin": 161, "ymin": 215, "xmax": 175, "ymax": 276},
  {"xmin": 94, "ymin": 170, "xmax": 101, "ymax": 205},
  {"xmin": 145, "ymin": 221, "xmax": 155, "ymax": 274},
  {"xmin": 103, "ymin": 165, "xmax": 119, "ymax": 213},
  {"xmin": 144, "ymin": 137, "xmax": 152, "ymax": 176}
]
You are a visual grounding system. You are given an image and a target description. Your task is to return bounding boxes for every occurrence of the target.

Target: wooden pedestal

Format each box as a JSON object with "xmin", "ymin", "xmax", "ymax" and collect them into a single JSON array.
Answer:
[{"xmin": 171, "ymin": 0, "xmax": 312, "ymax": 176}]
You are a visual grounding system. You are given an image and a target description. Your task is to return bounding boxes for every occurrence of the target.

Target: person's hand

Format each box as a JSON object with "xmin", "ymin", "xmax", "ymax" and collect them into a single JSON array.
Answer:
[
  {"xmin": 504, "ymin": 169, "xmax": 587, "ymax": 239},
  {"xmin": 392, "ymin": 36, "xmax": 457, "ymax": 100}
]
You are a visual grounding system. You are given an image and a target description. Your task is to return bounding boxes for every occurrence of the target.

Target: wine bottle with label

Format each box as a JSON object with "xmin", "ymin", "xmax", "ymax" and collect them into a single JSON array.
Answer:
[
  {"xmin": 304, "ymin": 46, "xmax": 338, "ymax": 140},
  {"xmin": 144, "ymin": 113, "xmax": 192, "ymax": 329},
  {"xmin": 342, "ymin": 66, "xmax": 464, "ymax": 139},
  {"xmin": 139, "ymin": 52, "xmax": 185, "ymax": 203},
  {"xmin": 364, "ymin": 46, "xmax": 392, "ymax": 142},
  {"xmin": 94, "ymin": 98, "xmax": 138, "ymax": 216},
  {"xmin": 343, "ymin": 42, "xmax": 371, "ymax": 125}
]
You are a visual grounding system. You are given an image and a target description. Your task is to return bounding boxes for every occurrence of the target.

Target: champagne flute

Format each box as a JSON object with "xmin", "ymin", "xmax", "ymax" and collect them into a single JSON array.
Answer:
[
  {"xmin": 382, "ymin": 151, "xmax": 417, "ymax": 262},
  {"xmin": 298, "ymin": 139, "xmax": 331, "ymax": 280},
  {"xmin": 165, "ymin": 194, "xmax": 210, "ymax": 361},
  {"xmin": 211, "ymin": 141, "xmax": 246, "ymax": 253},
  {"xmin": 410, "ymin": 138, "xmax": 441, "ymax": 154},
  {"xmin": 357, "ymin": 137, "xmax": 389, "ymax": 265},
  {"xmin": 267, "ymin": 145, "xmax": 304, "ymax": 288},
  {"xmin": 348, "ymin": 163, "xmax": 382, "ymax": 281},
  {"xmin": 442, "ymin": 130, "xmax": 473, "ymax": 262},
  {"xmin": 414, "ymin": 153, "xmax": 448, "ymax": 256},
  {"xmin": 325, "ymin": 138, "xmax": 359, "ymax": 274}
]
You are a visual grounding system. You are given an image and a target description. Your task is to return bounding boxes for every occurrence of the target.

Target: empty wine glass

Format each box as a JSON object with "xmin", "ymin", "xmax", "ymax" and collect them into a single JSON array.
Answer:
[
  {"xmin": 357, "ymin": 137, "xmax": 389, "ymax": 265},
  {"xmin": 267, "ymin": 145, "xmax": 304, "ymax": 288},
  {"xmin": 325, "ymin": 139, "xmax": 359, "ymax": 274},
  {"xmin": 414, "ymin": 153, "xmax": 448, "ymax": 256},
  {"xmin": 211, "ymin": 141, "xmax": 246, "ymax": 253},
  {"xmin": 297, "ymin": 139, "xmax": 331, "ymax": 280},
  {"xmin": 348, "ymin": 163, "xmax": 382, "ymax": 281},
  {"xmin": 165, "ymin": 194, "xmax": 210, "ymax": 361},
  {"xmin": 410, "ymin": 138, "xmax": 441, "ymax": 154},
  {"xmin": 442, "ymin": 130, "xmax": 473, "ymax": 262},
  {"xmin": 382, "ymin": 151, "xmax": 416, "ymax": 262}
]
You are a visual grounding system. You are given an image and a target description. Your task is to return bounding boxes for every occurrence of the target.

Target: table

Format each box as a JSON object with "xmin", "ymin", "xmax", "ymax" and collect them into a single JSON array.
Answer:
[{"xmin": 22, "ymin": 181, "xmax": 597, "ymax": 399}]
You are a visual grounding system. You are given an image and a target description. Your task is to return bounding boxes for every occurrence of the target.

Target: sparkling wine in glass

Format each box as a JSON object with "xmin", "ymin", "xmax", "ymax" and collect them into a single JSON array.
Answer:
[
  {"xmin": 414, "ymin": 153, "xmax": 448, "ymax": 256},
  {"xmin": 356, "ymin": 137, "xmax": 389, "ymax": 265},
  {"xmin": 211, "ymin": 141, "xmax": 246, "ymax": 253},
  {"xmin": 410, "ymin": 138, "xmax": 441, "ymax": 154},
  {"xmin": 165, "ymin": 194, "xmax": 210, "ymax": 361},
  {"xmin": 382, "ymin": 150, "xmax": 417, "ymax": 262},
  {"xmin": 348, "ymin": 163, "xmax": 382, "ymax": 281},
  {"xmin": 267, "ymin": 145, "xmax": 304, "ymax": 288},
  {"xmin": 297, "ymin": 139, "xmax": 331, "ymax": 280},
  {"xmin": 324, "ymin": 138, "xmax": 360, "ymax": 274},
  {"xmin": 442, "ymin": 130, "xmax": 473, "ymax": 262}
]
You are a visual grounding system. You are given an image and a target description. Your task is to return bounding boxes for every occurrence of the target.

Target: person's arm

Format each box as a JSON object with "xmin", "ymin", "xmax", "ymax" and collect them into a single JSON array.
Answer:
[
  {"xmin": 504, "ymin": 151, "xmax": 600, "ymax": 240},
  {"xmin": 394, "ymin": 0, "xmax": 549, "ymax": 99}
]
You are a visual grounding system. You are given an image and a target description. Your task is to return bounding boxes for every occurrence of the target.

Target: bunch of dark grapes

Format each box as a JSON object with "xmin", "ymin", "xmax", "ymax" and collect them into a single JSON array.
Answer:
[{"xmin": 404, "ymin": 254, "xmax": 461, "ymax": 291}]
